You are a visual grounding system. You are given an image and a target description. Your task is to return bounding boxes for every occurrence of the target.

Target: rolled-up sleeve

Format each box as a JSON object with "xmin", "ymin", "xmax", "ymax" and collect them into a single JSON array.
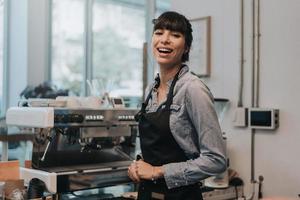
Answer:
[{"xmin": 163, "ymin": 79, "xmax": 227, "ymax": 189}]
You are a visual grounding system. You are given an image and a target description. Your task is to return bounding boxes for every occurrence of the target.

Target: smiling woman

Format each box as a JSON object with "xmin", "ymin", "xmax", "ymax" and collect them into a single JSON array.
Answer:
[{"xmin": 128, "ymin": 11, "xmax": 226, "ymax": 200}]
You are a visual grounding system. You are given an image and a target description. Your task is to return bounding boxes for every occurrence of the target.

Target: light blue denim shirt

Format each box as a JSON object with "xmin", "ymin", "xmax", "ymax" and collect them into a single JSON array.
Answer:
[{"xmin": 144, "ymin": 65, "xmax": 226, "ymax": 189}]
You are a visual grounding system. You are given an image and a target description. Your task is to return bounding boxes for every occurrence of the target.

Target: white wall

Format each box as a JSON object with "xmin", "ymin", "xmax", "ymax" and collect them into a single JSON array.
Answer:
[{"xmin": 172, "ymin": 0, "xmax": 300, "ymax": 198}]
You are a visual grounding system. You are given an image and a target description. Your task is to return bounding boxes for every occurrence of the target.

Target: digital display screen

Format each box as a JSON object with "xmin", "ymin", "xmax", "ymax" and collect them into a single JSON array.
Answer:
[
  {"xmin": 250, "ymin": 111, "xmax": 272, "ymax": 126},
  {"xmin": 113, "ymin": 98, "xmax": 123, "ymax": 105}
]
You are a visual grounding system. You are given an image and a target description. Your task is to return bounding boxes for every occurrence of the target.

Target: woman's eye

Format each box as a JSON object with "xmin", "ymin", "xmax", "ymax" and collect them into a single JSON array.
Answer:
[
  {"xmin": 172, "ymin": 33, "xmax": 181, "ymax": 38},
  {"xmin": 154, "ymin": 31, "xmax": 163, "ymax": 35}
]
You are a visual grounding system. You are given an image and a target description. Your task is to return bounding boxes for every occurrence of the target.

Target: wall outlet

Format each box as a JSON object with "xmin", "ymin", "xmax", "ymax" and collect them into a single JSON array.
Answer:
[{"xmin": 233, "ymin": 107, "xmax": 248, "ymax": 127}]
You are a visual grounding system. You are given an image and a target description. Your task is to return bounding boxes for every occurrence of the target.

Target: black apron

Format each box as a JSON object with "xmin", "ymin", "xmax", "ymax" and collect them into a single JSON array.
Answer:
[{"xmin": 135, "ymin": 67, "xmax": 203, "ymax": 200}]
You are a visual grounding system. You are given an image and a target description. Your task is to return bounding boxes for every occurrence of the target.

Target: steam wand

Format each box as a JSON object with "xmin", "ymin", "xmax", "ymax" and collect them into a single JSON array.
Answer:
[{"xmin": 40, "ymin": 129, "xmax": 53, "ymax": 162}]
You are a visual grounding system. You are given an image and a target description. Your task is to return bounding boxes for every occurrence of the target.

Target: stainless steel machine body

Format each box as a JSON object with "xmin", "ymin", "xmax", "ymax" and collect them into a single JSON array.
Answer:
[{"xmin": 6, "ymin": 107, "xmax": 139, "ymax": 194}]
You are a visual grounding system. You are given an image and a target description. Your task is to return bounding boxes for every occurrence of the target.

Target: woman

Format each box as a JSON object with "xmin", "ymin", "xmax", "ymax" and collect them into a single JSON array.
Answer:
[{"xmin": 128, "ymin": 11, "xmax": 226, "ymax": 200}]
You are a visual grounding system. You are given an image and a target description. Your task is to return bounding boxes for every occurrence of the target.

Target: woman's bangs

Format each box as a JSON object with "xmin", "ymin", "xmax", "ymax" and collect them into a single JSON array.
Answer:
[{"xmin": 154, "ymin": 18, "xmax": 187, "ymax": 34}]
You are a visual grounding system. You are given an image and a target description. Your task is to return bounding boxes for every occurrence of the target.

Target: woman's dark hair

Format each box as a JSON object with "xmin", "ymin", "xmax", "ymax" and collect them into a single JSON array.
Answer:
[{"xmin": 153, "ymin": 11, "xmax": 193, "ymax": 63}]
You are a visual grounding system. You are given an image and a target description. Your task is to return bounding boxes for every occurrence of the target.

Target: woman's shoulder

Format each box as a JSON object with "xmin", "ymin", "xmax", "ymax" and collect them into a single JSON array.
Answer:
[
  {"xmin": 179, "ymin": 72, "xmax": 214, "ymax": 100},
  {"xmin": 180, "ymin": 72, "xmax": 210, "ymax": 90}
]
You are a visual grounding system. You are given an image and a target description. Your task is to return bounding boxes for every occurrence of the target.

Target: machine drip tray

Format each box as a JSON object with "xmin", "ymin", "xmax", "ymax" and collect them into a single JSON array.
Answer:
[
  {"xmin": 32, "ymin": 147, "xmax": 133, "ymax": 171},
  {"xmin": 40, "ymin": 160, "xmax": 132, "ymax": 173}
]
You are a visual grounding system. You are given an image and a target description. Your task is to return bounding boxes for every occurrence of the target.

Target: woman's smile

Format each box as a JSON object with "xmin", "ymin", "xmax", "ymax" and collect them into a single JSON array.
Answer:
[{"xmin": 152, "ymin": 29, "xmax": 186, "ymax": 67}]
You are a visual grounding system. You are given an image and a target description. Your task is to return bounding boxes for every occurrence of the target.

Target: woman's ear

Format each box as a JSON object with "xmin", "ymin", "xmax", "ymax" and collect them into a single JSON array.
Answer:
[{"xmin": 184, "ymin": 47, "xmax": 189, "ymax": 53}]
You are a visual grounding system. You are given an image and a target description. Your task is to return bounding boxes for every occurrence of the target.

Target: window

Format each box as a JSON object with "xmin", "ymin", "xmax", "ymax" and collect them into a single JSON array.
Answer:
[
  {"xmin": 156, "ymin": 0, "xmax": 171, "ymax": 17},
  {"xmin": 92, "ymin": 0, "xmax": 145, "ymax": 99},
  {"xmin": 51, "ymin": 0, "xmax": 170, "ymax": 107},
  {"xmin": 0, "ymin": 0, "xmax": 4, "ymax": 116},
  {"xmin": 51, "ymin": 0, "xmax": 85, "ymax": 96}
]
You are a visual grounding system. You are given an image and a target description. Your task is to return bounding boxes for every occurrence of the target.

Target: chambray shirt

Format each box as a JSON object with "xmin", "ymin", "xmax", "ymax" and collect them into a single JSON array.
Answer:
[{"xmin": 144, "ymin": 65, "xmax": 226, "ymax": 189}]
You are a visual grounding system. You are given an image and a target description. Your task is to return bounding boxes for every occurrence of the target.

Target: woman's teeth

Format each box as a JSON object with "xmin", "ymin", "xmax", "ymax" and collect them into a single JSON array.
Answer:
[{"xmin": 158, "ymin": 48, "xmax": 173, "ymax": 53}]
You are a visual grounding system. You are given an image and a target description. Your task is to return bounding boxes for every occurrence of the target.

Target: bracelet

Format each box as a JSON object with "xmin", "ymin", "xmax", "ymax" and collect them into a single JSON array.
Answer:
[{"xmin": 151, "ymin": 166, "xmax": 155, "ymax": 182}]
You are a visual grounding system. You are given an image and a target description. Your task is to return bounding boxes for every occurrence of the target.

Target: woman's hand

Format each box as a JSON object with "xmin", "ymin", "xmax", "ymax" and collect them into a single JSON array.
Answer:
[
  {"xmin": 127, "ymin": 161, "xmax": 141, "ymax": 183},
  {"xmin": 128, "ymin": 160, "xmax": 164, "ymax": 181},
  {"xmin": 135, "ymin": 160, "xmax": 164, "ymax": 180},
  {"xmin": 135, "ymin": 160, "xmax": 153, "ymax": 180}
]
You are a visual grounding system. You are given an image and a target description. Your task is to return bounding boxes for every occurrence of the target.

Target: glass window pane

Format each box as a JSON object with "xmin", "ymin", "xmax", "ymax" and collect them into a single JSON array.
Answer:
[
  {"xmin": 155, "ymin": 0, "xmax": 171, "ymax": 17},
  {"xmin": 0, "ymin": 0, "xmax": 4, "ymax": 115},
  {"xmin": 51, "ymin": 0, "xmax": 85, "ymax": 96},
  {"xmin": 8, "ymin": 140, "xmax": 32, "ymax": 164},
  {"xmin": 92, "ymin": 0, "xmax": 145, "ymax": 107}
]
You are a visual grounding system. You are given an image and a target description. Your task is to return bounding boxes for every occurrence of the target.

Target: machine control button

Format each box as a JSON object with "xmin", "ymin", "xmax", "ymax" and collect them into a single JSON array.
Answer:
[
  {"xmin": 85, "ymin": 115, "xmax": 104, "ymax": 121},
  {"xmin": 54, "ymin": 114, "xmax": 67, "ymax": 123},
  {"xmin": 118, "ymin": 115, "xmax": 135, "ymax": 121},
  {"xmin": 70, "ymin": 114, "xmax": 84, "ymax": 123}
]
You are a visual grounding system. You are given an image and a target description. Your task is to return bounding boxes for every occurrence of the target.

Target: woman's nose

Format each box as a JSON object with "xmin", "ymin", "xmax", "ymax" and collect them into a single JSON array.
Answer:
[{"xmin": 160, "ymin": 33, "xmax": 171, "ymax": 43}]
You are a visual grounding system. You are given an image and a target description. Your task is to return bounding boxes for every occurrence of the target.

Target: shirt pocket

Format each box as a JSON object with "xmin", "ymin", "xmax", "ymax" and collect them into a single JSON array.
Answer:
[{"xmin": 170, "ymin": 104, "xmax": 181, "ymax": 112}]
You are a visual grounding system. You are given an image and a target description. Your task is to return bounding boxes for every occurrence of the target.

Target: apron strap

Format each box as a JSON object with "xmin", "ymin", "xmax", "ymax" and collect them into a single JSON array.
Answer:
[
  {"xmin": 141, "ymin": 90, "xmax": 153, "ymax": 113},
  {"xmin": 165, "ymin": 65, "xmax": 185, "ymax": 109},
  {"xmin": 140, "ymin": 65, "xmax": 185, "ymax": 113},
  {"xmin": 135, "ymin": 77, "xmax": 159, "ymax": 121}
]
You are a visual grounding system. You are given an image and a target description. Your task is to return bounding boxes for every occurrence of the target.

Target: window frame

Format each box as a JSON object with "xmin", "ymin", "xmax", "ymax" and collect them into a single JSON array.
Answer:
[{"xmin": 0, "ymin": 0, "xmax": 8, "ymax": 117}]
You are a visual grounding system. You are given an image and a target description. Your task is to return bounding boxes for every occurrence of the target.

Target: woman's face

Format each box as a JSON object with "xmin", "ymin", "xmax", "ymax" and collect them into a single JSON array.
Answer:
[{"xmin": 152, "ymin": 28, "xmax": 186, "ymax": 68}]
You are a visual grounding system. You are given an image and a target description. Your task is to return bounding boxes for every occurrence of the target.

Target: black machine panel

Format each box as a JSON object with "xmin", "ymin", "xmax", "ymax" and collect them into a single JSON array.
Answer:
[{"xmin": 53, "ymin": 108, "xmax": 138, "ymax": 127}]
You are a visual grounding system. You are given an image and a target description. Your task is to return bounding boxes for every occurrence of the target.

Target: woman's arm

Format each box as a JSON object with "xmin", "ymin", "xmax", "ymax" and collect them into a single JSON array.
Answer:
[{"xmin": 163, "ymin": 79, "xmax": 227, "ymax": 189}]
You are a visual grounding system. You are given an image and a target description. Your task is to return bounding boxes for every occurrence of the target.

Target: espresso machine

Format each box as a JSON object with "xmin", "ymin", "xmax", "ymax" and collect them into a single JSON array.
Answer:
[{"xmin": 6, "ymin": 106, "xmax": 139, "ymax": 194}]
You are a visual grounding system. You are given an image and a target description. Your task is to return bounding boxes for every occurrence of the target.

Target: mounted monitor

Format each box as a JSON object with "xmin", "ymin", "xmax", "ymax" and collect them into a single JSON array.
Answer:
[{"xmin": 249, "ymin": 108, "xmax": 279, "ymax": 130}]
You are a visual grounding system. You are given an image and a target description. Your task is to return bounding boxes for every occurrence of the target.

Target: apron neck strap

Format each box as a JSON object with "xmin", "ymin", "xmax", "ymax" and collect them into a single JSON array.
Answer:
[
  {"xmin": 141, "ymin": 64, "xmax": 185, "ymax": 112},
  {"xmin": 164, "ymin": 65, "xmax": 183, "ymax": 109}
]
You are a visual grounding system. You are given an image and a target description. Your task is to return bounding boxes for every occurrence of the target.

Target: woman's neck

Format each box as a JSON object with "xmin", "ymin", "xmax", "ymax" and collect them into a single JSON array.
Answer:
[
  {"xmin": 156, "ymin": 64, "xmax": 181, "ymax": 104},
  {"xmin": 159, "ymin": 64, "xmax": 181, "ymax": 89}
]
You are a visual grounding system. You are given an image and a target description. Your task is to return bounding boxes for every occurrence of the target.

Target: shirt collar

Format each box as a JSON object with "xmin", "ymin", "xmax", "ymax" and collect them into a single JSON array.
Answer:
[
  {"xmin": 152, "ymin": 65, "xmax": 189, "ymax": 90},
  {"xmin": 166, "ymin": 65, "xmax": 189, "ymax": 87}
]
